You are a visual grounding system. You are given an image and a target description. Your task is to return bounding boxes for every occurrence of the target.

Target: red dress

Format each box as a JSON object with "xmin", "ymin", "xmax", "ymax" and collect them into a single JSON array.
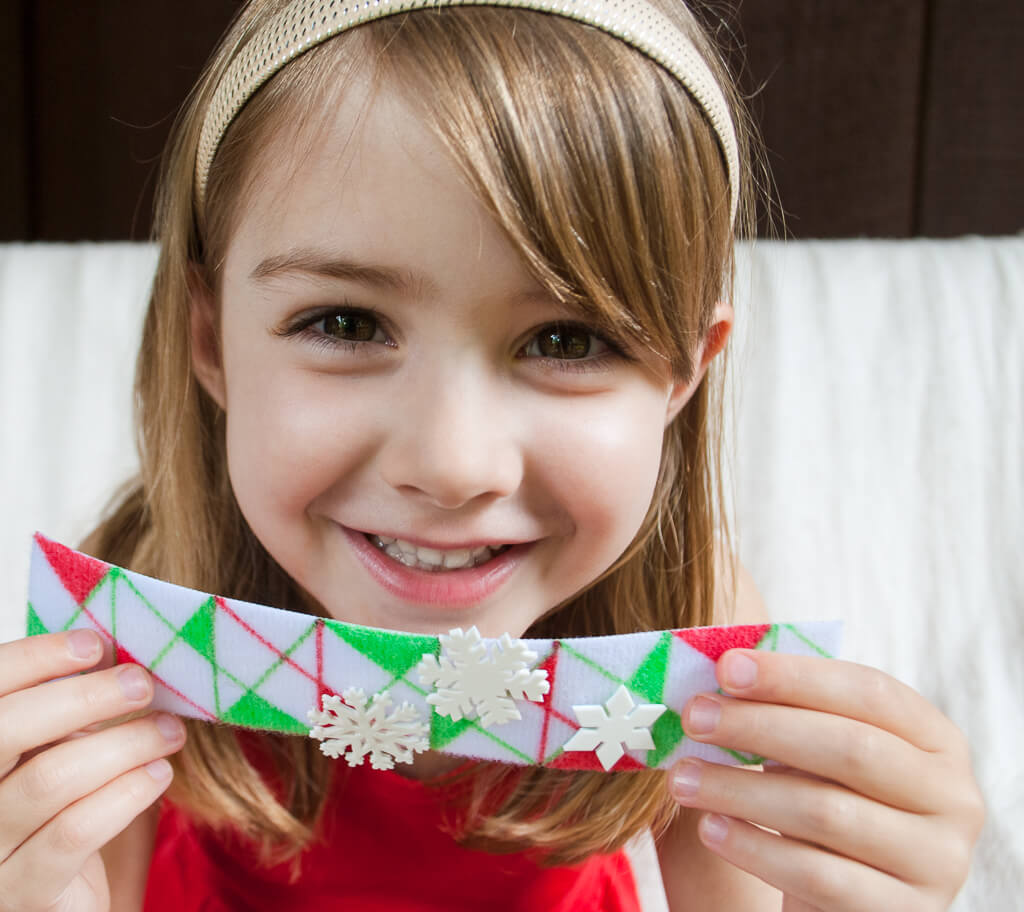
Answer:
[{"xmin": 143, "ymin": 757, "xmax": 641, "ymax": 911}]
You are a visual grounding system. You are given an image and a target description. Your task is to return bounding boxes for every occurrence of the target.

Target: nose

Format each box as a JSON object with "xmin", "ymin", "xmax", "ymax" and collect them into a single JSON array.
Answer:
[{"xmin": 378, "ymin": 362, "xmax": 523, "ymax": 510}]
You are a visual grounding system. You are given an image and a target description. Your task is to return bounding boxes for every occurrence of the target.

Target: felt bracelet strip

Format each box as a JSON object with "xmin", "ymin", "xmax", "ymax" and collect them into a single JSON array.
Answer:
[{"xmin": 26, "ymin": 534, "xmax": 841, "ymax": 772}]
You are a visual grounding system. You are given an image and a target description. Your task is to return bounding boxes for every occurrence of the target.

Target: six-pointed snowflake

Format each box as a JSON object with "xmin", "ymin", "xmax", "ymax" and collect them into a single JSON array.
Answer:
[
  {"xmin": 562, "ymin": 685, "xmax": 667, "ymax": 770},
  {"xmin": 416, "ymin": 627, "xmax": 550, "ymax": 728},
  {"xmin": 307, "ymin": 688, "xmax": 429, "ymax": 770}
]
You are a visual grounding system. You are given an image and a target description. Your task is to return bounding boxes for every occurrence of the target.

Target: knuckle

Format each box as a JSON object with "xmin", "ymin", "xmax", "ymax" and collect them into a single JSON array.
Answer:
[
  {"xmin": 0, "ymin": 728, "xmax": 15, "ymax": 764},
  {"xmin": 946, "ymin": 726, "xmax": 973, "ymax": 763},
  {"xmin": 19, "ymin": 754, "xmax": 75, "ymax": 804},
  {"xmin": 795, "ymin": 858, "xmax": 848, "ymax": 907},
  {"xmin": 49, "ymin": 808, "xmax": 93, "ymax": 855},
  {"xmin": 944, "ymin": 836, "xmax": 974, "ymax": 892},
  {"xmin": 953, "ymin": 780, "xmax": 987, "ymax": 839},
  {"xmin": 0, "ymin": 754, "xmax": 19, "ymax": 779},
  {"xmin": 969, "ymin": 784, "xmax": 987, "ymax": 833},
  {"xmin": 78, "ymin": 667, "xmax": 127, "ymax": 714},
  {"xmin": 926, "ymin": 830, "xmax": 974, "ymax": 898},
  {"xmin": 124, "ymin": 766, "xmax": 160, "ymax": 804},
  {"xmin": 77, "ymin": 676, "xmax": 109, "ymax": 714},
  {"xmin": 762, "ymin": 652, "xmax": 799, "ymax": 701},
  {"xmin": 801, "ymin": 788, "xmax": 856, "ymax": 843},
  {"xmin": 855, "ymin": 666, "xmax": 891, "ymax": 718},
  {"xmin": 839, "ymin": 723, "xmax": 878, "ymax": 780},
  {"xmin": 11, "ymin": 633, "xmax": 52, "ymax": 666},
  {"xmin": 739, "ymin": 701, "xmax": 769, "ymax": 743}
]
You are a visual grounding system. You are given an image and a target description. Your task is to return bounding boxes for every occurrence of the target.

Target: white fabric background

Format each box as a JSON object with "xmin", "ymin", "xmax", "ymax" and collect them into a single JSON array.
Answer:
[{"xmin": 1, "ymin": 239, "xmax": 1021, "ymax": 907}]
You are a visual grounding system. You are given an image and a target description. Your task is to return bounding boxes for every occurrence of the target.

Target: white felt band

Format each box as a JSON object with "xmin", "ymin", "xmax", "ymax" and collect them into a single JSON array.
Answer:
[{"xmin": 27, "ymin": 534, "xmax": 840, "ymax": 771}]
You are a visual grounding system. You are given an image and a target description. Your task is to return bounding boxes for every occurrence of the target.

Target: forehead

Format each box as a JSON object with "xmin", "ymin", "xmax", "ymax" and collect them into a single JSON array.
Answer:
[
  {"xmin": 219, "ymin": 71, "xmax": 557, "ymax": 311},
  {"xmin": 226, "ymin": 74, "xmax": 457, "ymax": 257}
]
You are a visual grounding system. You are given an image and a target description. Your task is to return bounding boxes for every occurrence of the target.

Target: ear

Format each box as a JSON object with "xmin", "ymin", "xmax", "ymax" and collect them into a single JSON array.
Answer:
[
  {"xmin": 188, "ymin": 266, "xmax": 227, "ymax": 410},
  {"xmin": 664, "ymin": 301, "xmax": 734, "ymax": 425}
]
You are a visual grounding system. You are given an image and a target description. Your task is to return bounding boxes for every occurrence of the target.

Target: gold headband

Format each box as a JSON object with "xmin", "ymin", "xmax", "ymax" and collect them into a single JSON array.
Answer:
[{"xmin": 195, "ymin": 0, "xmax": 739, "ymax": 222}]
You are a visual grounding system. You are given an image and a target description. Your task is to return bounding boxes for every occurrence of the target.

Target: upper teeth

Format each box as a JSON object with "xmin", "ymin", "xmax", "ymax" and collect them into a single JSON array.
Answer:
[{"xmin": 369, "ymin": 535, "xmax": 504, "ymax": 571}]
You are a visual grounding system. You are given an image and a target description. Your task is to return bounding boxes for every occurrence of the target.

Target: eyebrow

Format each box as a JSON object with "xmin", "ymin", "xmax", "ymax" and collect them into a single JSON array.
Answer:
[{"xmin": 249, "ymin": 249, "xmax": 437, "ymax": 298}]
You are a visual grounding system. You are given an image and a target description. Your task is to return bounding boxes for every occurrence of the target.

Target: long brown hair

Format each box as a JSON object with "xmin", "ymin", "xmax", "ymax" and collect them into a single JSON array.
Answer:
[{"xmin": 87, "ymin": 0, "xmax": 756, "ymax": 869}]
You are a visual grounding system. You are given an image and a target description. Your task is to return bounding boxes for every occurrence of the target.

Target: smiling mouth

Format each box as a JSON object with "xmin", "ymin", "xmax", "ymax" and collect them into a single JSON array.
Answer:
[{"xmin": 365, "ymin": 534, "xmax": 511, "ymax": 572}]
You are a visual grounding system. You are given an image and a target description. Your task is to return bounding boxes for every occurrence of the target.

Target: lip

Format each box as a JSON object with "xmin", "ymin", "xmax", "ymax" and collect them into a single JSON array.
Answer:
[{"xmin": 340, "ymin": 525, "xmax": 532, "ymax": 607}]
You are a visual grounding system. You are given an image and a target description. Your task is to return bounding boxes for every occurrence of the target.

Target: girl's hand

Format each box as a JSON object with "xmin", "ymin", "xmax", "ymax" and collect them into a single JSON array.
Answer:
[
  {"xmin": 0, "ymin": 631, "xmax": 185, "ymax": 912},
  {"xmin": 668, "ymin": 650, "xmax": 985, "ymax": 912}
]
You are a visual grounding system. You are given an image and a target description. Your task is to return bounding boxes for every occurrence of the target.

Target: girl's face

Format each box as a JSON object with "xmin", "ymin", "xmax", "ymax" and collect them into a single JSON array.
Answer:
[{"xmin": 192, "ymin": 75, "xmax": 725, "ymax": 637}]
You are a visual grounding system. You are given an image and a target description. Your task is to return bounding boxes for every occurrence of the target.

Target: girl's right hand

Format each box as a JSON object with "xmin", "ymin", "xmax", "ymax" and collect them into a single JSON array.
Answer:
[{"xmin": 0, "ymin": 630, "xmax": 186, "ymax": 912}]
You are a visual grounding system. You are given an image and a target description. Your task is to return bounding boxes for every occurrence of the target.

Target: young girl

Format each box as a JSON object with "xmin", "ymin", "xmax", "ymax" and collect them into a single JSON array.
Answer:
[{"xmin": 0, "ymin": 0, "xmax": 983, "ymax": 909}]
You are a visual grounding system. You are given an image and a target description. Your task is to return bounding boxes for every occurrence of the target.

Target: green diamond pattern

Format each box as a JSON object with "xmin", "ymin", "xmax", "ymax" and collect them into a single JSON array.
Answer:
[{"xmin": 26, "ymin": 534, "xmax": 840, "ymax": 770}]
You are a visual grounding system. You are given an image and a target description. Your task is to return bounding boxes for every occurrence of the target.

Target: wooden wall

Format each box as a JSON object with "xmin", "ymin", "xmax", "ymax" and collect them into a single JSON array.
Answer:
[{"xmin": 2, "ymin": 0, "xmax": 1021, "ymax": 241}]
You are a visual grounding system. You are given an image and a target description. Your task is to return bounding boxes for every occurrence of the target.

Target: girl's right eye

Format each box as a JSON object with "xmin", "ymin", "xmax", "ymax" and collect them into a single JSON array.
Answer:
[{"xmin": 277, "ymin": 307, "xmax": 392, "ymax": 350}]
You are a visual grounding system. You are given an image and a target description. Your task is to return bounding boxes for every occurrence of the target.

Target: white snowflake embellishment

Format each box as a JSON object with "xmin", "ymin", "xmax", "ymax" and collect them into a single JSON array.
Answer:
[
  {"xmin": 562, "ymin": 685, "xmax": 667, "ymax": 770},
  {"xmin": 416, "ymin": 627, "xmax": 550, "ymax": 728},
  {"xmin": 307, "ymin": 688, "xmax": 429, "ymax": 770}
]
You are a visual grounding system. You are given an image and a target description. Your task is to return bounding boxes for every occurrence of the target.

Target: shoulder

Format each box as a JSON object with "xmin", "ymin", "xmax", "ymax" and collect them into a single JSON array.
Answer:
[
  {"xmin": 102, "ymin": 802, "xmax": 160, "ymax": 912},
  {"xmin": 712, "ymin": 536, "xmax": 770, "ymax": 626}
]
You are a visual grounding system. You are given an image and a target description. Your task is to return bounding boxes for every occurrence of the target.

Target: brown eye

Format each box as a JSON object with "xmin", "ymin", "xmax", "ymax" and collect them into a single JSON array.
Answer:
[
  {"xmin": 322, "ymin": 313, "xmax": 378, "ymax": 342},
  {"xmin": 528, "ymin": 324, "xmax": 608, "ymax": 360}
]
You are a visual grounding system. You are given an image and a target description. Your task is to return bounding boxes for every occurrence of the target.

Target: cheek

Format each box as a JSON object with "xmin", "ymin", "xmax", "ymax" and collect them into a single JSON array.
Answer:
[
  {"xmin": 221, "ymin": 366, "xmax": 376, "ymax": 532},
  {"xmin": 536, "ymin": 392, "xmax": 666, "ymax": 565}
]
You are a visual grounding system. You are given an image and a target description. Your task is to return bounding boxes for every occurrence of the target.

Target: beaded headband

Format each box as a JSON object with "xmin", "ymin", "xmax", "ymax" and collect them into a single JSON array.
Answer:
[{"xmin": 195, "ymin": 0, "xmax": 740, "ymax": 223}]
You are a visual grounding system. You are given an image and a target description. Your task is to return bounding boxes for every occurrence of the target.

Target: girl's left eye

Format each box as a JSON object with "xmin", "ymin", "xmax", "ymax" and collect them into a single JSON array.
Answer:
[
  {"xmin": 319, "ymin": 312, "xmax": 383, "ymax": 343},
  {"xmin": 520, "ymin": 324, "xmax": 613, "ymax": 363}
]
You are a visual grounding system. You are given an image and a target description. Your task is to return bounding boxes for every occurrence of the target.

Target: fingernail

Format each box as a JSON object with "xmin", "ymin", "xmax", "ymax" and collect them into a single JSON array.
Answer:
[
  {"xmin": 145, "ymin": 759, "xmax": 173, "ymax": 782},
  {"xmin": 670, "ymin": 760, "xmax": 702, "ymax": 800},
  {"xmin": 118, "ymin": 665, "xmax": 150, "ymax": 702},
  {"xmin": 700, "ymin": 813, "xmax": 729, "ymax": 846},
  {"xmin": 686, "ymin": 696, "xmax": 720, "ymax": 735},
  {"xmin": 155, "ymin": 714, "xmax": 184, "ymax": 743},
  {"xmin": 68, "ymin": 629, "xmax": 100, "ymax": 660},
  {"xmin": 723, "ymin": 652, "xmax": 757, "ymax": 689}
]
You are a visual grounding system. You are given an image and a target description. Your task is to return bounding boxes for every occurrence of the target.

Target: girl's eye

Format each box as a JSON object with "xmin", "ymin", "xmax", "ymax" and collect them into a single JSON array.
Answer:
[
  {"xmin": 522, "ymin": 324, "xmax": 611, "ymax": 361},
  {"xmin": 275, "ymin": 306, "xmax": 392, "ymax": 351},
  {"xmin": 320, "ymin": 312, "xmax": 380, "ymax": 342}
]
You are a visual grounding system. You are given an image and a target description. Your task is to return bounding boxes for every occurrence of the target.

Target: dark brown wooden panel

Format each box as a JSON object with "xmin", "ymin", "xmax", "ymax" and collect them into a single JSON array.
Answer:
[
  {"xmin": 7, "ymin": 0, "xmax": 1021, "ymax": 240},
  {"xmin": 727, "ymin": 0, "xmax": 928, "ymax": 238},
  {"xmin": 0, "ymin": 1, "xmax": 31, "ymax": 239},
  {"xmin": 917, "ymin": 0, "xmax": 1024, "ymax": 236},
  {"xmin": 30, "ymin": 0, "xmax": 240, "ymax": 240}
]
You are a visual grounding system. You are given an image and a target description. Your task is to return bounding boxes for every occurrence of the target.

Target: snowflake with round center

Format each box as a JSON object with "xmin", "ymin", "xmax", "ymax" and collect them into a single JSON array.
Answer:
[
  {"xmin": 307, "ymin": 688, "xmax": 429, "ymax": 770},
  {"xmin": 562, "ymin": 685, "xmax": 667, "ymax": 770},
  {"xmin": 416, "ymin": 627, "xmax": 550, "ymax": 728}
]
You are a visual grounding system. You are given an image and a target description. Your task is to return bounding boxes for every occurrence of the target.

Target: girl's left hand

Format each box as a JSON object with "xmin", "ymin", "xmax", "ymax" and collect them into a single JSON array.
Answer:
[{"xmin": 668, "ymin": 650, "xmax": 985, "ymax": 911}]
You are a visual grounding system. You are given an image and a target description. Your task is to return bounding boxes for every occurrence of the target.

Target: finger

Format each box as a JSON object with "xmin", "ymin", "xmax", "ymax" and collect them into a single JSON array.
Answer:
[
  {"xmin": 695, "ymin": 813, "xmax": 922, "ymax": 912},
  {"xmin": 0, "ymin": 761, "xmax": 173, "ymax": 909},
  {"xmin": 716, "ymin": 650, "xmax": 961, "ymax": 754},
  {"xmin": 669, "ymin": 758, "xmax": 951, "ymax": 884},
  {"xmin": 781, "ymin": 899, "xmax": 822, "ymax": 912},
  {"xmin": 0, "ymin": 664, "xmax": 155, "ymax": 775},
  {"xmin": 0, "ymin": 631, "xmax": 110, "ymax": 696},
  {"xmin": 681, "ymin": 694, "xmax": 944, "ymax": 813},
  {"xmin": 0, "ymin": 712, "xmax": 185, "ymax": 862}
]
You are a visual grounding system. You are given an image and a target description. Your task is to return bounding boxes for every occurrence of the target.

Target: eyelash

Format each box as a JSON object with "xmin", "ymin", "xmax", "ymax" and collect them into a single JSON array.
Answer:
[
  {"xmin": 276, "ymin": 305, "xmax": 393, "ymax": 353},
  {"xmin": 516, "ymin": 322, "xmax": 626, "ymax": 373},
  {"xmin": 277, "ymin": 306, "xmax": 629, "ymax": 371}
]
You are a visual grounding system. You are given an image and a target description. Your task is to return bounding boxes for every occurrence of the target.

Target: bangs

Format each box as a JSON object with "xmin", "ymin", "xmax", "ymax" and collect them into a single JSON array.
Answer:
[
  {"xmin": 203, "ymin": 6, "xmax": 736, "ymax": 381},
  {"xmin": 371, "ymin": 7, "xmax": 735, "ymax": 379}
]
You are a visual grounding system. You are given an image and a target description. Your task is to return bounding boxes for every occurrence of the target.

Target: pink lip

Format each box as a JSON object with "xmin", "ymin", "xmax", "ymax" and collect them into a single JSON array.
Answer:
[{"xmin": 340, "ymin": 526, "xmax": 531, "ymax": 607}]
